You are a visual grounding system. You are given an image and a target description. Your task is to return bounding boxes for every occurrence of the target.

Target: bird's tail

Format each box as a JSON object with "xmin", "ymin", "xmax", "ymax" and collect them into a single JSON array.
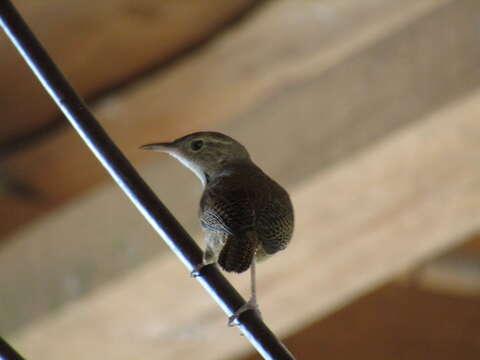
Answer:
[{"xmin": 218, "ymin": 231, "xmax": 256, "ymax": 273}]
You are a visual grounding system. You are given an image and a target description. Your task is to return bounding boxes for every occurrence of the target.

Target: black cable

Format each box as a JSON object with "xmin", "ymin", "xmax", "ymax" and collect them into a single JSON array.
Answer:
[
  {"xmin": 0, "ymin": 336, "xmax": 26, "ymax": 360},
  {"xmin": 0, "ymin": 1, "xmax": 295, "ymax": 359}
]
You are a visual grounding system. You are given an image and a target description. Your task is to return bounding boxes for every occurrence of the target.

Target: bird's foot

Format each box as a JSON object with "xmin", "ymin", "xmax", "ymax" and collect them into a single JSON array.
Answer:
[
  {"xmin": 228, "ymin": 299, "xmax": 261, "ymax": 327},
  {"xmin": 190, "ymin": 263, "xmax": 205, "ymax": 278},
  {"xmin": 190, "ymin": 262, "xmax": 213, "ymax": 278}
]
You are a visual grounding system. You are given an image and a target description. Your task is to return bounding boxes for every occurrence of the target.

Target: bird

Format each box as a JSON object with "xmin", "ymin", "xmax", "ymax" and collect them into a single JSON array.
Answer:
[{"xmin": 141, "ymin": 131, "xmax": 294, "ymax": 325}]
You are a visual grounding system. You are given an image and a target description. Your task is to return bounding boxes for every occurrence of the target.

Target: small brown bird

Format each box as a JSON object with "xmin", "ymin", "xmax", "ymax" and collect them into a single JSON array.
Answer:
[{"xmin": 141, "ymin": 132, "xmax": 294, "ymax": 324}]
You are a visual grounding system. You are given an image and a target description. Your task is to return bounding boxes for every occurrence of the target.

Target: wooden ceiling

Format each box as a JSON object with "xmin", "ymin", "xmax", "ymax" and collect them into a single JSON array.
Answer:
[
  {"xmin": 0, "ymin": 0, "xmax": 260, "ymax": 242},
  {"xmin": 242, "ymin": 281, "xmax": 480, "ymax": 360},
  {"xmin": 2, "ymin": 0, "xmax": 480, "ymax": 359}
]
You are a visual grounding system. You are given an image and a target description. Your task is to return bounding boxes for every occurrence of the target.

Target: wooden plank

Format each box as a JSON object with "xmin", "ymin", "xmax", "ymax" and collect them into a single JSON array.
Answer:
[
  {"xmin": 405, "ymin": 233, "xmax": 480, "ymax": 296},
  {"xmin": 1, "ymin": 0, "xmax": 475, "ymax": 334},
  {"xmin": 412, "ymin": 253, "xmax": 480, "ymax": 296},
  {"xmin": 2, "ymin": 0, "xmax": 464, "ymax": 241},
  {"xmin": 0, "ymin": 0, "xmax": 260, "ymax": 142},
  {"xmin": 0, "ymin": 0, "xmax": 457, "ymax": 334},
  {"xmin": 244, "ymin": 283, "xmax": 480, "ymax": 360},
  {"xmin": 8, "ymin": 82, "xmax": 480, "ymax": 360}
]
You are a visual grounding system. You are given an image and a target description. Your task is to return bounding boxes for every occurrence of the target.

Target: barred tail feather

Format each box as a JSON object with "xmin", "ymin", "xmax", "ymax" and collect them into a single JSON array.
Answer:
[{"xmin": 218, "ymin": 232, "xmax": 256, "ymax": 273}]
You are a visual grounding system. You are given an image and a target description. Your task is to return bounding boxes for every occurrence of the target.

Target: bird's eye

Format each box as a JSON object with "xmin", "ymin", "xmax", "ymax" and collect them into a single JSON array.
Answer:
[{"xmin": 190, "ymin": 140, "xmax": 204, "ymax": 151}]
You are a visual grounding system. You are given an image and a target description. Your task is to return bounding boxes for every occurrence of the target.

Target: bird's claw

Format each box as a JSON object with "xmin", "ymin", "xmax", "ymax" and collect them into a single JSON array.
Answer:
[
  {"xmin": 190, "ymin": 263, "xmax": 205, "ymax": 278},
  {"xmin": 190, "ymin": 262, "xmax": 213, "ymax": 277},
  {"xmin": 228, "ymin": 300, "xmax": 261, "ymax": 327}
]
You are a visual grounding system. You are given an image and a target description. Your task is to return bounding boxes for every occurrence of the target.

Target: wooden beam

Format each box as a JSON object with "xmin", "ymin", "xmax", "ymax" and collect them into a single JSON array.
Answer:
[
  {"xmin": 404, "ymin": 233, "xmax": 480, "ymax": 296},
  {"xmin": 412, "ymin": 253, "xmax": 480, "ymax": 296},
  {"xmin": 3, "ymin": 0, "xmax": 469, "ymax": 241},
  {"xmin": 247, "ymin": 282, "xmax": 480, "ymax": 360},
  {"xmin": 1, "ymin": 0, "xmax": 260, "ymax": 141},
  {"xmin": 0, "ymin": 0, "xmax": 460, "ymax": 334},
  {"xmin": 8, "ymin": 82, "xmax": 480, "ymax": 360},
  {"xmin": 2, "ymin": 0, "xmax": 477, "ymax": 335}
]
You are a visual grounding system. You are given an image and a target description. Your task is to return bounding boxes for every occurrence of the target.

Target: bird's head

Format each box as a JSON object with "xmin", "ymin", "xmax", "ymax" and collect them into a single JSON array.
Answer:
[{"xmin": 140, "ymin": 131, "xmax": 251, "ymax": 185}]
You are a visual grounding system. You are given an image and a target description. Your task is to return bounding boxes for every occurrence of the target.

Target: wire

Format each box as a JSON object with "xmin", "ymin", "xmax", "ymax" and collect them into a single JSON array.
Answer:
[
  {"xmin": 0, "ymin": 337, "xmax": 25, "ymax": 360},
  {"xmin": 0, "ymin": 1, "xmax": 295, "ymax": 359}
]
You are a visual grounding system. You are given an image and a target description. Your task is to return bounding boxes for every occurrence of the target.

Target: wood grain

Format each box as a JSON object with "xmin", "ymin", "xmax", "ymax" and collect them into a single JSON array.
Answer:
[
  {"xmin": 0, "ymin": 0, "xmax": 260, "ymax": 142},
  {"xmin": 9, "ymin": 80, "xmax": 480, "ymax": 360},
  {"xmin": 2, "ymin": 0, "xmax": 475, "ymax": 335},
  {"xmin": 246, "ymin": 283, "xmax": 480, "ymax": 360},
  {"xmin": 2, "ymin": 0, "xmax": 464, "ymax": 241}
]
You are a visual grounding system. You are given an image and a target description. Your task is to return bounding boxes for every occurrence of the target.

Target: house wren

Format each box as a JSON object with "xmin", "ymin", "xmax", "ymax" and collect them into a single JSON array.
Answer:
[{"xmin": 141, "ymin": 132, "xmax": 294, "ymax": 325}]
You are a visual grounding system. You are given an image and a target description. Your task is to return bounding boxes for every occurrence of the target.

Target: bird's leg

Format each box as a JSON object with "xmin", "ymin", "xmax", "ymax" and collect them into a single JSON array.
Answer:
[
  {"xmin": 191, "ymin": 248, "xmax": 216, "ymax": 277},
  {"xmin": 192, "ymin": 231, "xmax": 226, "ymax": 277},
  {"xmin": 191, "ymin": 233, "xmax": 221, "ymax": 277},
  {"xmin": 228, "ymin": 258, "xmax": 261, "ymax": 326}
]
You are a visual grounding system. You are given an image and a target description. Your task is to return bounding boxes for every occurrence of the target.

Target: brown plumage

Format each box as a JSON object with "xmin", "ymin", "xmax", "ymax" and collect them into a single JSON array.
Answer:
[
  {"xmin": 200, "ymin": 162, "xmax": 293, "ymax": 273},
  {"xmin": 141, "ymin": 131, "xmax": 294, "ymax": 324}
]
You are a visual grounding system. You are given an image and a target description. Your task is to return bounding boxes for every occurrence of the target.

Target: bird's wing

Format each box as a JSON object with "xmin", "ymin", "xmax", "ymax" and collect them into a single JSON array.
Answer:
[
  {"xmin": 256, "ymin": 185, "xmax": 294, "ymax": 254},
  {"xmin": 200, "ymin": 173, "xmax": 294, "ymax": 256},
  {"xmin": 200, "ymin": 181, "xmax": 257, "ymax": 236}
]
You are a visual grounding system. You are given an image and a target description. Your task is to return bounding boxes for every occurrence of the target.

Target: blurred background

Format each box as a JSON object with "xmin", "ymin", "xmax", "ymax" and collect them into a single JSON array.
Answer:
[{"xmin": 1, "ymin": 0, "xmax": 480, "ymax": 359}]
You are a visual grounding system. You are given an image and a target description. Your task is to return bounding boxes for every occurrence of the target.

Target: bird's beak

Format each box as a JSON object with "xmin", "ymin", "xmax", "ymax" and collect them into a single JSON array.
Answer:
[{"xmin": 139, "ymin": 142, "xmax": 175, "ymax": 153}]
